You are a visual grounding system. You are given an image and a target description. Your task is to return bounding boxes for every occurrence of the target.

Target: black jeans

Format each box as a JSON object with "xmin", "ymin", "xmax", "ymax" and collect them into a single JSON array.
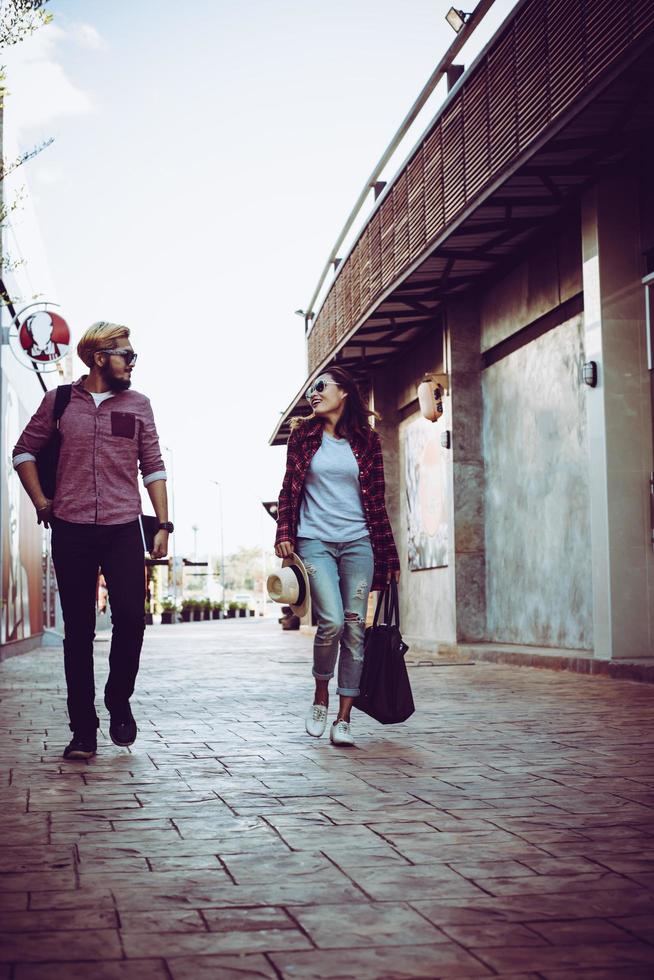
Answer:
[{"xmin": 51, "ymin": 518, "xmax": 146, "ymax": 734}]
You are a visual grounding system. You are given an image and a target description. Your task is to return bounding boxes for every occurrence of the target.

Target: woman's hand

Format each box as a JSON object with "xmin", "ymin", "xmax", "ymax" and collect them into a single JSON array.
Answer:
[
  {"xmin": 275, "ymin": 540, "xmax": 294, "ymax": 559},
  {"xmin": 386, "ymin": 569, "xmax": 400, "ymax": 584}
]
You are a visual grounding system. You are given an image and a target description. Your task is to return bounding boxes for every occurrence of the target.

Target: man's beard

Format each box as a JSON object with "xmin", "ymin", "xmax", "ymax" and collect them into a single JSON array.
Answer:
[{"xmin": 100, "ymin": 362, "xmax": 131, "ymax": 392}]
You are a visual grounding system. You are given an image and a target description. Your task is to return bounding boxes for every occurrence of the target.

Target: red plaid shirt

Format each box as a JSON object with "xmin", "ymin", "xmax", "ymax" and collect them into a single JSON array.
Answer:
[{"xmin": 276, "ymin": 418, "xmax": 399, "ymax": 591}]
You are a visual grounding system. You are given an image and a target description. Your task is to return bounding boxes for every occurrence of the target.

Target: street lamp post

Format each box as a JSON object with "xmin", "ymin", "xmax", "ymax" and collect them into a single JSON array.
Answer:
[
  {"xmin": 210, "ymin": 480, "xmax": 225, "ymax": 611},
  {"xmin": 163, "ymin": 445, "xmax": 178, "ymax": 619}
]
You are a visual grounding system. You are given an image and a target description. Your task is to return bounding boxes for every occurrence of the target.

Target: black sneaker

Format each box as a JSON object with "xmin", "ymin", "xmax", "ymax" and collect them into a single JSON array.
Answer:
[
  {"xmin": 109, "ymin": 708, "xmax": 137, "ymax": 747},
  {"xmin": 63, "ymin": 734, "xmax": 97, "ymax": 760}
]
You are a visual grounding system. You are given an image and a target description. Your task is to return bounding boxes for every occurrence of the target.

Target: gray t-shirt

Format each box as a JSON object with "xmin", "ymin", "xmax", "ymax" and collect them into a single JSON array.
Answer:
[{"xmin": 296, "ymin": 431, "xmax": 368, "ymax": 542}]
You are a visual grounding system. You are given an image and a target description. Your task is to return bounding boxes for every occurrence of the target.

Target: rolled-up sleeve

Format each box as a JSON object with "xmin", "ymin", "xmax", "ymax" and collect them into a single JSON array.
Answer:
[
  {"xmin": 12, "ymin": 390, "xmax": 56, "ymax": 469},
  {"xmin": 139, "ymin": 398, "xmax": 167, "ymax": 485}
]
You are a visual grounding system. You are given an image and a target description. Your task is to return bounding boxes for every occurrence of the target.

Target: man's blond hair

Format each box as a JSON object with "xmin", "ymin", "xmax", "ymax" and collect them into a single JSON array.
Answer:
[{"xmin": 77, "ymin": 321, "xmax": 130, "ymax": 368}]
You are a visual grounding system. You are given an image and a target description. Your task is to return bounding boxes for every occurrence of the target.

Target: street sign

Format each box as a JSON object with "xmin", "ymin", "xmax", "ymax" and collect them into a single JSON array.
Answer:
[{"xmin": 4, "ymin": 300, "xmax": 71, "ymax": 374}]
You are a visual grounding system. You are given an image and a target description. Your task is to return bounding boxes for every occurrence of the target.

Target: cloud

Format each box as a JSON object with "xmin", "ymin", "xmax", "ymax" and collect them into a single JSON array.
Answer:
[
  {"xmin": 2, "ymin": 22, "xmax": 95, "ymax": 135},
  {"xmin": 71, "ymin": 23, "xmax": 105, "ymax": 50}
]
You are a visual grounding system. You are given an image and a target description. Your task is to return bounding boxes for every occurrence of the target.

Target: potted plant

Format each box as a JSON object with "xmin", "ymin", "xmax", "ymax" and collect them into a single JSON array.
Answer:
[
  {"xmin": 202, "ymin": 598, "xmax": 212, "ymax": 621},
  {"xmin": 238, "ymin": 602, "xmax": 247, "ymax": 618},
  {"xmin": 181, "ymin": 598, "xmax": 194, "ymax": 622},
  {"xmin": 227, "ymin": 601, "xmax": 238, "ymax": 619},
  {"xmin": 144, "ymin": 602, "xmax": 154, "ymax": 626},
  {"xmin": 249, "ymin": 608, "xmax": 255, "ymax": 617},
  {"xmin": 211, "ymin": 601, "xmax": 223, "ymax": 620},
  {"xmin": 161, "ymin": 598, "xmax": 176, "ymax": 625}
]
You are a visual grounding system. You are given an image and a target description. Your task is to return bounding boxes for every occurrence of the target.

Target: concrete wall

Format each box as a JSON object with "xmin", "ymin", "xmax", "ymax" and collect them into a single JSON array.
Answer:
[
  {"xmin": 480, "ymin": 221, "xmax": 582, "ymax": 350},
  {"xmin": 582, "ymin": 174, "xmax": 654, "ymax": 659},
  {"xmin": 482, "ymin": 313, "xmax": 593, "ymax": 648},
  {"xmin": 370, "ymin": 183, "xmax": 653, "ymax": 659}
]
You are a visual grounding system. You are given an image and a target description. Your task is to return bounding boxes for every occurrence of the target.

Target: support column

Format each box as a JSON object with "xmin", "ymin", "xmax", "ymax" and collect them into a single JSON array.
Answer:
[
  {"xmin": 582, "ymin": 177, "xmax": 654, "ymax": 659},
  {"xmin": 446, "ymin": 298, "xmax": 486, "ymax": 642}
]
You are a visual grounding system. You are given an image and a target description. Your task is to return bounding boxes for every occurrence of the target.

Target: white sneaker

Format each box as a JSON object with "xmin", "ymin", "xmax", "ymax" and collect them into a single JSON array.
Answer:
[
  {"xmin": 330, "ymin": 719, "xmax": 355, "ymax": 747},
  {"xmin": 305, "ymin": 703, "xmax": 328, "ymax": 738}
]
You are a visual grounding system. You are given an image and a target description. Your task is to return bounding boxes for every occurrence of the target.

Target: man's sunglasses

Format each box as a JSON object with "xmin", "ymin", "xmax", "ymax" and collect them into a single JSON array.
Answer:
[
  {"xmin": 305, "ymin": 377, "xmax": 339, "ymax": 400},
  {"xmin": 99, "ymin": 348, "xmax": 138, "ymax": 366}
]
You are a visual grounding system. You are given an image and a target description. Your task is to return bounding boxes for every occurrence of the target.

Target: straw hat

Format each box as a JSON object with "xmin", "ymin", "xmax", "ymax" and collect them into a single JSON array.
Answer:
[{"xmin": 266, "ymin": 553, "xmax": 310, "ymax": 619}]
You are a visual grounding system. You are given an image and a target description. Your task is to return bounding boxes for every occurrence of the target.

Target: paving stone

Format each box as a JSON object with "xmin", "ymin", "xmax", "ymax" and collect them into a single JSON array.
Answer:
[
  {"xmin": 344, "ymin": 863, "xmax": 488, "ymax": 901},
  {"xmin": 220, "ymin": 850, "xmax": 334, "ymax": 883},
  {"xmin": 0, "ymin": 909, "xmax": 118, "ymax": 933},
  {"xmin": 112, "ymin": 877, "xmax": 365, "ymax": 911},
  {"xmin": 445, "ymin": 859, "xmax": 537, "ymax": 879},
  {"xmin": 537, "ymin": 971, "xmax": 654, "ymax": 980},
  {"xmin": 0, "ymin": 892, "xmax": 29, "ymax": 911},
  {"xmin": 270, "ymin": 942, "xmax": 492, "ymax": 977},
  {"xmin": 0, "ymin": 928, "xmax": 122, "ymax": 961},
  {"xmin": 2, "ymin": 619, "xmax": 654, "ymax": 976},
  {"xmin": 0, "ymin": 870, "xmax": 75, "ymax": 892},
  {"xmin": 287, "ymin": 900, "xmax": 448, "ymax": 948},
  {"xmin": 13, "ymin": 961, "xmax": 170, "ymax": 980},
  {"xmin": 28, "ymin": 887, "xmax": 115, "ymax": 911},
  {"xmin": 0, "ymin": 847, "xmax": 74, "ymax": 874},
  {"xmin": 118, "ymin": 909, "xmax": 207, "ymax": 932},
  {"xmin": 439, "ymin": 922, "xmax": 546, "ymax": 947},
  {"xmin": 321, "ymin": 844, "xmax": 410, "ymax": 868},
  {"xmin": 527, "ymin": 917, "xmax": 635, "ymax": 944},
  {"xmin": 201, "ymin": 907, "xmax": 296, "ymax": 932},
  {"xmin": 473, "ymin": 940, "xmax": 654, "ymax": 973},
  {"xmin": 122, "ymin": 928, "xmax": 312, "ymax": 957},
  {"xmin": 166, "ymin": 953, "xmax": 278, "ymax": 979}
]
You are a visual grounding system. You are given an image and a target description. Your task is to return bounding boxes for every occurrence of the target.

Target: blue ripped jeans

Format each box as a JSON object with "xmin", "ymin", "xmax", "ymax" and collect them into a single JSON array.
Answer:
[{"xmin": 296, "ymin": 536, "xmax": 374, "ymax": 697}]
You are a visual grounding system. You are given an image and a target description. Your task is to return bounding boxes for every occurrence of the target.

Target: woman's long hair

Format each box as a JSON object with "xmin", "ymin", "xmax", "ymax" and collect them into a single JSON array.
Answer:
[{"xmin": 294, "ymin": 366, "xmax": 378, "ymax": 441}]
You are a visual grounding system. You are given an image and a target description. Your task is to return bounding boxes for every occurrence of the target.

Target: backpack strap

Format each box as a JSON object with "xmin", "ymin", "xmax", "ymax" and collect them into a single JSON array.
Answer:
[{"xmin": 53, "ymin": 384, "xmax": 73, "ymax": 427}]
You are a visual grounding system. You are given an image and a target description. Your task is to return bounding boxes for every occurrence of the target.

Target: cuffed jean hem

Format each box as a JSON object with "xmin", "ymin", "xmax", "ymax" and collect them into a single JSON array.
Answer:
[
  {"xmin": 336, "ymin": 686, "xmax": 360, "ymax": 697},
  {"xmin": 312, "ymin": 669, "xmax": 334, "ymax": 680}
]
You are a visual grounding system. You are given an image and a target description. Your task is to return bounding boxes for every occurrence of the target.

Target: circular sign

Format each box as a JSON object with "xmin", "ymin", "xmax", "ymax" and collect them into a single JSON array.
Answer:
[{"xmin": 7, "ymin": 302, "xmax": 71, "ymax": 372}]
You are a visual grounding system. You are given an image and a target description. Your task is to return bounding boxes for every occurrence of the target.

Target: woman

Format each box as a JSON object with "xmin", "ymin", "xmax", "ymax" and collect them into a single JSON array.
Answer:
[{"xmin": 275, "ymin": 367, "xmax": 400, "ymax": 747}]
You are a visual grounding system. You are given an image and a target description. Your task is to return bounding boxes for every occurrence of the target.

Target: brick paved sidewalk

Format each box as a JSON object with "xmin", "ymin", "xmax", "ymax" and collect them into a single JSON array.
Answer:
[{"xmin": 1, "ymin": 620, "xmax": 654, "ymax": 979}]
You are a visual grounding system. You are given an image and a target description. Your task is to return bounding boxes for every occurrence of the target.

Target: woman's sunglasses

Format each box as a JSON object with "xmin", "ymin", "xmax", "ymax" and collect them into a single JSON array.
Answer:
[
  {"xmin": 99, "ymin": 348, "xmax": 138, "ymax": 366},
  {"xmin": 305, "ymin": 377, "xmax": 339, "ymax": 400}
]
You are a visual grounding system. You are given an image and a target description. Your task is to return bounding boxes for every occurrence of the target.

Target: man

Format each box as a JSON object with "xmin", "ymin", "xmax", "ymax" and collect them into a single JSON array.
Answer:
[{"xmin": 13, "ymin": 321, "xmax": 173, "ymax": 760}]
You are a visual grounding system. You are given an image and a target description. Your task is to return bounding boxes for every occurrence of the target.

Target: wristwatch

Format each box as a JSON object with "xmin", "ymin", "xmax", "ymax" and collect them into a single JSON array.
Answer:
[{"xmin": 158, "ymin": 521, "xmax": 174, "ymax": 533}]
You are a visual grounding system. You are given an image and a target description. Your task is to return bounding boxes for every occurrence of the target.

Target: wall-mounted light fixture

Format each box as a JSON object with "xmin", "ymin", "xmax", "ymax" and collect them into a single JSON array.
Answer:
[
  {"xmin": 418, "ymin": 373, "xmax": 448, "ymax": 422},
  {"xmin": 445, "ymin": 8, "xmax": 471, "ymax": 33},
  {"xmin": 582, "ymin": 361, "xmax": 598, "ymax": 387}
]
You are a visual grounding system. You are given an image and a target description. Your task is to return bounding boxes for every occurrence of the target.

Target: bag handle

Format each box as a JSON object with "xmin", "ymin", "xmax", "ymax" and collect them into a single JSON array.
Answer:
[
  {"xmin": 387, "ymin": 578, "xmax": 400, "ymax": 629},
  {"xmin": 373, "ymin": 578, "xmax": 400, "ymax": 629},
  {"xmin": 372, "ymin": 587, "xmax": 386, "ymax": 628}
]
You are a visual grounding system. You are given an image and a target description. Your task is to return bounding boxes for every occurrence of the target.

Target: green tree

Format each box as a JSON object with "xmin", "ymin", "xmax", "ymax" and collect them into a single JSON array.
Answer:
[{"xmin": 221, "ymin": 546, "xmax": 277, "ymax": 593}]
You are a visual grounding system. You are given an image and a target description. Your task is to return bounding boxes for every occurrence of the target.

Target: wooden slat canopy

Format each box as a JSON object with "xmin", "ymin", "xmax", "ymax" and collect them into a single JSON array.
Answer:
[{"xmin": 270, "ymin": 0, "xmax": 654, "ymax": 446}]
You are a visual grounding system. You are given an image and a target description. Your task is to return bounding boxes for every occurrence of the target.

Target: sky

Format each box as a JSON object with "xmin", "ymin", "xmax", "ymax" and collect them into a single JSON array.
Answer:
[{"xmin": 2, "ymin": 0, "xmax": 518, "ymax": 559}]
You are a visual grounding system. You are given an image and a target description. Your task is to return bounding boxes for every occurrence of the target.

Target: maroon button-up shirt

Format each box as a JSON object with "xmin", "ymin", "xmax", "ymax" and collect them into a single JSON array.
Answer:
[
  {"xmin": 13, "ymin": 377, "xmax": 166, "ymax": 525},
  {"xmin": 276, "ymin": 417, "xmax": 399, "ymax": 592}
]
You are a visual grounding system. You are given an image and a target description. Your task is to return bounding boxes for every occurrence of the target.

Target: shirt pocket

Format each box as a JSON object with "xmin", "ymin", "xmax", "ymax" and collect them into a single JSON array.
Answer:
[{"xmin": 110, "ymin": 411, "xmax": 137, "ymax": 439}]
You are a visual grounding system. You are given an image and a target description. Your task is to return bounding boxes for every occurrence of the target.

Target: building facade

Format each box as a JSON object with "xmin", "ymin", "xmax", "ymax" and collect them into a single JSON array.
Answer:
[
  {"xmin": 0, "ymin": 111, "xmax": 68, "ymax": 660},
  {"xmin": 271, "ymin": 0, "xmax": 654, "ymax": 665}
]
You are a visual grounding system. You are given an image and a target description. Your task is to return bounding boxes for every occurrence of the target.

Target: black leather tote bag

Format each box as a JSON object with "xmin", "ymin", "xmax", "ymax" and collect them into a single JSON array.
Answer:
[{"xmin": 353, "ymin": 580, "xmax": 415, "ymax": 725}]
